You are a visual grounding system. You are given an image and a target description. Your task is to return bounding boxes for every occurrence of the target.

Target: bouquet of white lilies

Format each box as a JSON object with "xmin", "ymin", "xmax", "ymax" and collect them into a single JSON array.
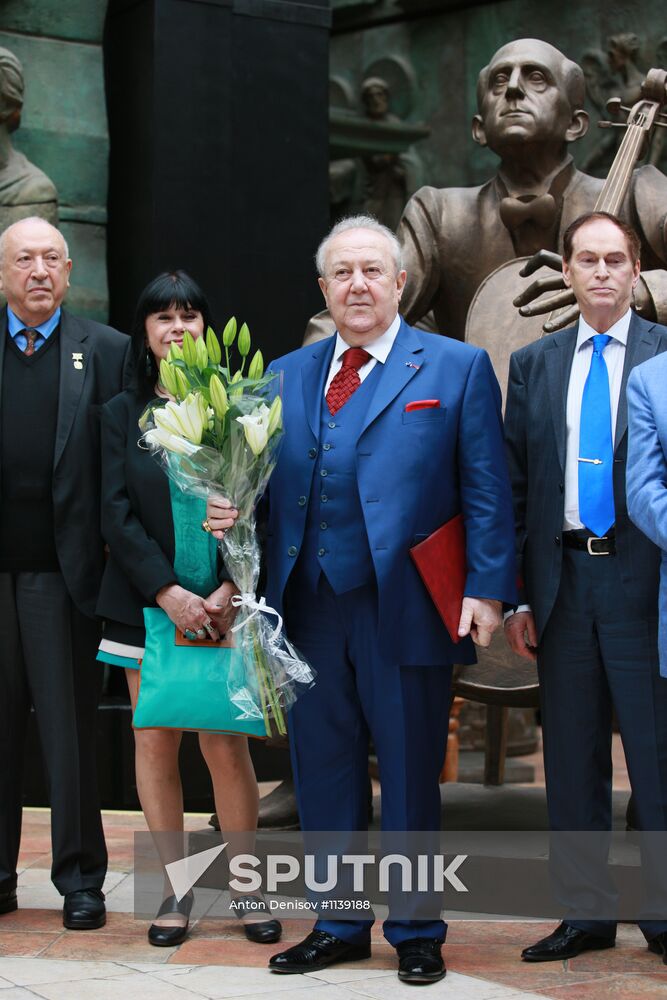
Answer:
[{"xmin": 139, "ymin": 320, "xmax": 314, "ymax": 736}]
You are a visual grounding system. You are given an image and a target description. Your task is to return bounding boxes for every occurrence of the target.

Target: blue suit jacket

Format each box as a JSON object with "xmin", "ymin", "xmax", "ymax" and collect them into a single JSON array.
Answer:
[
  {"xmin": 627, "ymin": 350, "xmax": 667, "ymax": 676},
  {"xmin": 264, "ymin": 319, "xmax": 517, "ymax": 666}
]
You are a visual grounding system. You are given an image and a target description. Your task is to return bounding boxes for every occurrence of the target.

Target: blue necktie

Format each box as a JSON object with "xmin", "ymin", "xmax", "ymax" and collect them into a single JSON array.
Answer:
[{"xmin": 578, "ymin": 333, "xmax": 615, "ymax": 537}]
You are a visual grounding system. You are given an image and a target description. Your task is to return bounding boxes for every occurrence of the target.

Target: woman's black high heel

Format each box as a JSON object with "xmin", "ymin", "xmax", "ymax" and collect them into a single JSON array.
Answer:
[
  {"xmin": 233, "ymin": 894, "xmax": 282, "ymax": 943},
  {"xmin": 148, "ymin": 891, "xmax": 194, "ymax": 947}
]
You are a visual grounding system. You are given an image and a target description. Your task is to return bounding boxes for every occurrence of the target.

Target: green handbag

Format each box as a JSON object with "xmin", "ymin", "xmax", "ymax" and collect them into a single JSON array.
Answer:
[{"xmin": 132, "ymin": 482, "xmax": 266, "ymax": 738}]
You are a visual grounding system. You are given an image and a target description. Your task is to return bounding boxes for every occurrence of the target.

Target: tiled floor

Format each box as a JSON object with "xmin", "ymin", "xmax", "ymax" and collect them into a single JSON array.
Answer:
[{"xmin": 1, "ymin": 736, "xmax": 663, "ymax": 999}]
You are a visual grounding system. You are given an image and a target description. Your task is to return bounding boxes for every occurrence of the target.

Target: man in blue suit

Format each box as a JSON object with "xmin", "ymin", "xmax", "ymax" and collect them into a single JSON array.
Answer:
[
  {"xmin": 208, "ymin": 216, "xmax": 516, "ymax": 983},
  {"xmin": 627, "ymin": 354, "xmax": 667, "ymax": 681},
  {"xmin": 505, "ymin": 212, "xmax": 667, "ymax": 964}
]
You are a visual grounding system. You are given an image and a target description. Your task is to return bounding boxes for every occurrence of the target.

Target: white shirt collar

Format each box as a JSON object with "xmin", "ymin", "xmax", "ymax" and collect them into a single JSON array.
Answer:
[
  {"xmin": 576, "ymin": 308, "xmax": 632, "ymax": 350},
  {"xmin": 333, "ymin": 313, "xmax": 401, "ymax": 365}
]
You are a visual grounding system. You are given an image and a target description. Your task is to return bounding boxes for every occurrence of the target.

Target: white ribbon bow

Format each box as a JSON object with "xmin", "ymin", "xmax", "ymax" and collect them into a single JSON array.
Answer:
[{"xmin": 230, "ymin": 592, "xmax": 283, "ymax": 642}]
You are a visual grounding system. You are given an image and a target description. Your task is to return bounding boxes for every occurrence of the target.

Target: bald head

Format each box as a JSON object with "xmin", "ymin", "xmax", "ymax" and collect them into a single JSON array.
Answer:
[
  {"xmin": 0, "ymin": 217, "xmax": 71, "ymax": 325},
  {"xmin": 477, "ymin": 39, "xmax": 585, "ymax": 112}
]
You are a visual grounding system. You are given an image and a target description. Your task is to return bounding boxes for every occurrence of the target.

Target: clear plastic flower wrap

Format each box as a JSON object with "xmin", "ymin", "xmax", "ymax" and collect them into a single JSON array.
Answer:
[{"xmin": 139, "ymin": 321, "xmax": 315, "ymax": 736}]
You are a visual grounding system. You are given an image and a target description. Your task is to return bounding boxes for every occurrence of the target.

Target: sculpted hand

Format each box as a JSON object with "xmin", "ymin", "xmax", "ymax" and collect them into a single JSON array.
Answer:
[
  {"xmin": 156, "ymin": 583, "xmax": 219, "ymax": 640},
  {"xmin": 203, "ymin": 581, "xmax": 241, "ymax": 636},
  {"xmin": 206, "ymin": 494, "xmax": 239, "ymax": 540},
  {"xmin": 504, "ymin": 610, "xmax": 538, "ymax": 662},
  {"xmin": 458, "ymin": 597, "xmax": 502, "ymax": 647},
  {"xmin": 513, "ymin": 250, "xmax": 579, "ymax": 332}
]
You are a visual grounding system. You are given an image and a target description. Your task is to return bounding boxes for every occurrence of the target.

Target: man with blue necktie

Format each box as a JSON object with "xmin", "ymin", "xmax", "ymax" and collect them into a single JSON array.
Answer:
[
  {"xmin": 505, "ymin": 211, "xmax": 667, "ymax": 964},
  {"xmin": 207, "ymin": 215, "xmax": 516, "ymax": 983}
]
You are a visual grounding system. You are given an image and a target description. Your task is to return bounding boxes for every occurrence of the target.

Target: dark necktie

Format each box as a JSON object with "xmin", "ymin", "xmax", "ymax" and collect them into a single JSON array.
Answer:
[
  {"xmin": 579, "ymin": 334, "xmax": 615, "ymax": 537},
  {"xmin": 325, "ymin": 347, "xmax": 372, "ymax": 416},
  {"xmin": 21, "ymin": 329, "xmax": 39, "ymax": 357}
]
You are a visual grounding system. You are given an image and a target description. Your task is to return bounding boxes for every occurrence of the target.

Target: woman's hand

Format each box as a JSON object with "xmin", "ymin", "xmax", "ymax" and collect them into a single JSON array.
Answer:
[
  {"xmin": 205, "ymin": 495, "xmax": 239, "ymax": 540},
  {"xmin": 203, "ymin": 581, "xmax": 241, "ymax": 636},
  {"xmin": 155, "ymin": 583, "xmax": 221, "ymax": 641}
]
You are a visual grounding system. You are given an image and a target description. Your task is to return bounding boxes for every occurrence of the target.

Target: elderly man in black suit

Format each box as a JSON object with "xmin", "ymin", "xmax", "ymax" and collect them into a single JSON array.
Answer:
[
  {"xmin": 0, "ymin": 217, "xmax": 129, "ymax": 929},
  {"xmin": 504, "ymin": 212, "xmax": 667, "ymax": 963}
]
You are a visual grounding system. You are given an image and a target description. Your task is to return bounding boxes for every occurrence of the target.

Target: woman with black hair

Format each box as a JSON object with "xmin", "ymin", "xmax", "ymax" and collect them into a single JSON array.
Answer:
[{"xmin": 96, "ymin": 271, "xmax": 281, "ymax": 948}]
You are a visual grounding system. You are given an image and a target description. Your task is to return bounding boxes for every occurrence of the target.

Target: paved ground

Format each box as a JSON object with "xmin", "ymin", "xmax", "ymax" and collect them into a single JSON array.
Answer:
[{"xmin": 1, "ymin": 737, "xmax": 664, "ymax": 999}]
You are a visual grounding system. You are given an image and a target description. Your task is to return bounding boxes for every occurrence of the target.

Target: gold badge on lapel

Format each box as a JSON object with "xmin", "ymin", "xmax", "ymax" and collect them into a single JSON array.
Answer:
[{"xmin": 72, "ymin": 352, "xmax": 83, "ymax": 371}]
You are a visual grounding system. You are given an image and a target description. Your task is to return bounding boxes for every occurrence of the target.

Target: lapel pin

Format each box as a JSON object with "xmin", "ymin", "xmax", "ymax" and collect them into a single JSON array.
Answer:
[
  {"xmin": 72, "ymin": 352, "xmax": 83, "ymax": 371},
  {"xmin": 405, "ymin": 362, "xmax": 421, "ymax": 370}
]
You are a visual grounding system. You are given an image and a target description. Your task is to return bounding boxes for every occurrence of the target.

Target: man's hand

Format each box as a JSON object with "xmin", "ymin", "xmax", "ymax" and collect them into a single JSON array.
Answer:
[
  {"xmin": 504, "ymin": 610, "xmax": 538, "ymax": 662},
  {"xmin": 457, "ymin": 597, "xmax": 502, "ymax": 647},
  {"xmin": 206, "ymin": 494, "xmax": 240, "ymax": 540},
  {"xmin": 203, "ymin": 581, "xmax": 241, "ymax": 636}
]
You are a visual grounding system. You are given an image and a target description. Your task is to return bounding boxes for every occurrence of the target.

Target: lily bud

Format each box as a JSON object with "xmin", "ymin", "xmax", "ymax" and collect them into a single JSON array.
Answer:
[
  {"xmin": 173, "ymin": 367, "xmax": 190, "ymax": 400},
  {"xmin": 206, "ymin": 326, "xmax": 222, "ymax": 365},
  {"xmin": 247, "ymin": 349, "xmax": 264, "ymax": 381},
  {"xmin": 182, "ymin": 330, "xmax": 198, "ymax": 367},
  {"xmin": 267, "ymin": 394, "xmax": 283, "ymax": 437},
  {"xmin": 229, "ymin": 370, "xmax": 244, "ymax": 398},
  {"xmin": 167, "ymin": 342, "xmax": 184, "ymax": 362},
  {"xmin": 222, "ymin": 316, "xmax": 237, "ymax": 347},
  {"xmin": 195, "ymin": 335, "xmax": 209, "ymax": 372},
  {"xmin": 209, "ymin": 373, "xmax": 229, "ymax": 419},
  {"xmin": 159, "ymin": 359, "xmax": 178, "ymax": 397},
  {"xmin": 238, "ymin": 323, "xmax": 251, "ymax": 357}
]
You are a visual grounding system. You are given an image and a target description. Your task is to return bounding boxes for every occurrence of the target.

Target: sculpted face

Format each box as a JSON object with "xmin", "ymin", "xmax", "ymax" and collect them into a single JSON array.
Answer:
[
  {"xmin": 0, "ymin": 218, "xmax": 71, "ymax": 325},
  {"xmin": 318, "ymin": 228, "xmax": 406, "ymax": 346},
  {"xmin": 473, "ymin": 39, "xmax": 588, "ymax": 153},
  {"xmin": 562, "ymin": 217, "xmax": 640, "ymax": 330}
]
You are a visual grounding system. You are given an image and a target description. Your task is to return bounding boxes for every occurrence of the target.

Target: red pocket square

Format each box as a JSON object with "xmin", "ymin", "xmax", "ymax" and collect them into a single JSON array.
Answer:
[{"xmin": 405, "ymin": 399, "xmax": 441, "ymax": 412}]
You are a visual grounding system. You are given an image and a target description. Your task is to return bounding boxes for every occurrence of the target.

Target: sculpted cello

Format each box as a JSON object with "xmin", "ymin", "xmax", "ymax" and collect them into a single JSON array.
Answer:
[{"xmin": 465, "ymin": 68, "xmax": 667, "ymax": 406}]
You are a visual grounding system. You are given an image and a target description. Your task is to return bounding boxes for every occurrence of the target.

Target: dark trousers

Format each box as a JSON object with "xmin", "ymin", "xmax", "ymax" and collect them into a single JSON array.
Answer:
[
  {"xmin": 284, "ymin": 573, "xmax": 451, "ymax": 947},
  {"xmin": 538, "ymin": 548, "xmax": 667, "ymax": 938},
  {"xmin": 0, "ymin": 572, "xmax": 107, "ymax": 895}
]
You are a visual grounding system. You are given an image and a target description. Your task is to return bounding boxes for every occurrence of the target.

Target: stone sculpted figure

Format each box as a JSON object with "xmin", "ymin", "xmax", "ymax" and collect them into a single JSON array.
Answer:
[{"xmin": 0, "ymin": 47, "xmax": 58, "ymax": 231}]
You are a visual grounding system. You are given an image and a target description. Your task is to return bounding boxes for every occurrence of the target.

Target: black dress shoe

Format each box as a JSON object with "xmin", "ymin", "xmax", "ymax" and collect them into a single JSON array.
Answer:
[
  {"xmin": 232, "ymin": 895, "xmax": 282, "ymax": 944},
  {"xmin": 647, "ymin": 930, "xmax": 667, "ymax": 964},
  {"xmin": 269, "ymin": 930, "xmax": 371, "ymax": 973},
  {"xmin": 148, "ymin": 892, "xmax": 194, "ymax": 947},
  {"xmin": 0, "ymin": 889, "xmax": 17, "ymax": 915},
  {"xmin": 521, "ymin": 922, "xmax": 615, "ymax": 962},
  {"xmin": 63, "ymin": 888, "xmax": 106, "ymax": 930},
  {"xmin": 396, "ymin": 938, "xmax": 446, "ymax": 984}
]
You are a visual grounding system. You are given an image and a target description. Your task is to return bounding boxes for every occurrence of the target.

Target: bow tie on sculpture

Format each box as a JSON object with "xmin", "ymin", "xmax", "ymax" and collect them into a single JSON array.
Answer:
[{"xmin": 499, "ymin": 193, "xmax": 557, "ymax": 232}]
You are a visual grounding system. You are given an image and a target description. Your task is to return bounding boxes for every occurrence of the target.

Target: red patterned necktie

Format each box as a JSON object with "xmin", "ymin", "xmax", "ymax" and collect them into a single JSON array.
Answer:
[
  {"xmin": 22, "ymin": 329, "xmax": 38, "ymax": 357},
  {"xmin": 326, "ymin": 347, "xmax": 372, "ymax": 416}
]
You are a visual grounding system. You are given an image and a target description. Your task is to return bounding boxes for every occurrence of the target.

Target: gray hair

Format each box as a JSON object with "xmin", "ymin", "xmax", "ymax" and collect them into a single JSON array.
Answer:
[
  {"xmin": 0, "ymin": 217, "xmax": 70, "ymax": 266},
  {"xmin": 315, "ymin": 215, "xmax": 403, "ymax": 278}
]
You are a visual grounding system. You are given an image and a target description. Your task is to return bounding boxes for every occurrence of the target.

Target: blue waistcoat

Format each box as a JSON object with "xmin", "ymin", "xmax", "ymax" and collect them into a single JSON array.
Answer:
[{"xmin": 298, "ymin": 362, "xmax": 383, "ymax": 593}]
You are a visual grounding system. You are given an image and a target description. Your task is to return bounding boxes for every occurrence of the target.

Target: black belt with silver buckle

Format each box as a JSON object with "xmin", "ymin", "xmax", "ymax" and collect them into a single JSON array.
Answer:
[{"xmin": 562, "ymin": 530, "xmax": 616, "ymax": 556}]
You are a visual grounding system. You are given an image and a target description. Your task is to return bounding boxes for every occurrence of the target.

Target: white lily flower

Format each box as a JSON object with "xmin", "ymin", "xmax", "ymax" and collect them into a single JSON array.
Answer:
[
  {"xmin": 154, "ymin": 394, "xmax": 207, "ymax": 444},
  {"xmin": 144, "ymin": 425, "xmax": 199, "ymax": 456},
  {"xmin": 236, "ymin": 404, "xmax": 271, "ymax": 456}
]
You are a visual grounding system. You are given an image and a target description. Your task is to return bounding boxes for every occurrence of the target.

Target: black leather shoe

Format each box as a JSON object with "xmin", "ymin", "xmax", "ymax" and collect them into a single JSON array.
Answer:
[
  {"xmin": 396, "ymin": 938, "xmax": 446, "ymax": 983},
  {"xmin": 647, "ymin": 930, "xmax": 667, "ymax": 964},
  {"xmin": 269, "ymin": 930, "xmax": 371, "ymax": 973},
  {"xmin": 148, "ymin": 892, "xmax": 194, "ymax": 947},
  {"xmin": 63, "ymin": 888, "xmax": 106, "ymax": 930},
  {"xmin": 0, "ymin": 889, "xmax": 17, "ymax": 915},
  {"xmin": 232, "ymin": 895, "xmax": 282, "ymax": 944},
  {"xmin": 521, "ymin": 922, "xmax": 615, "ymax": 962}
]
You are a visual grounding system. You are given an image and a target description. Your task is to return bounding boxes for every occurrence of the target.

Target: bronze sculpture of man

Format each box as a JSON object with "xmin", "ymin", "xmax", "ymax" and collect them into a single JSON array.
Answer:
[{"xmin": 0, "ymin": 47, "xmax": 58, "ymax": 231}]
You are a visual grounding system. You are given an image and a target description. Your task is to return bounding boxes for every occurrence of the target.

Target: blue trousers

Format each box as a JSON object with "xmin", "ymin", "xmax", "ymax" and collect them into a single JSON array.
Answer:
[{"xmin": 284, "ymin": 573, "xmax": 451, "ymax": 947}]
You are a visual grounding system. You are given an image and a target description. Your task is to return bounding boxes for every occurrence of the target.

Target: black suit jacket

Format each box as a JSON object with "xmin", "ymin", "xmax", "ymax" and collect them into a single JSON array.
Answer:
[
  {"xmin": 504, "ymin": 311, "xmax": 667, "ymax": 639},
  {"xmin": 96, "ymin": 390, "xmax": 231, "ymax": 629},
  {"xmin": 0, "ymin": 307, "xmax": 129, "ymax": 617}
]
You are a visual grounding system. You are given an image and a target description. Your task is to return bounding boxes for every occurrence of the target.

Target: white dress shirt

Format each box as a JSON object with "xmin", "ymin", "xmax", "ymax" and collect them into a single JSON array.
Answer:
[
  {"xmin": 563, "ymin": 308, "xmax": 631, "ymax": 530},
  {"xmin": 324, "ymin": 314, "xmax": 401, "ymax": 395}
]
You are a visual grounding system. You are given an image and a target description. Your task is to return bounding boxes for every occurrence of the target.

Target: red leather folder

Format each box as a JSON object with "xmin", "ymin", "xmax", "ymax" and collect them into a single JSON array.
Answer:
[{"xmin": 409, "ymin": 514, "xmax": 466, "ymax": 644}]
